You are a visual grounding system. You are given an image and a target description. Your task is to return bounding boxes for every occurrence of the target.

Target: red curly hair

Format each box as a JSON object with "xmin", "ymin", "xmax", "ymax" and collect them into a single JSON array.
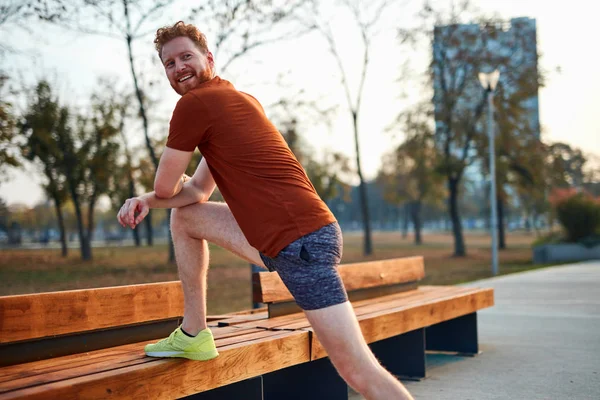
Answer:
[{"xmin": 154, "ymin": 21, "xmax": 209, "ymax": 60}]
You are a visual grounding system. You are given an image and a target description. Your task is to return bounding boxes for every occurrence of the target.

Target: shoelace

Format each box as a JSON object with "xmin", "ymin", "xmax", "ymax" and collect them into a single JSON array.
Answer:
[
  {"xmin": 155, "ymin": 329, "xmax": 178, "ymax": 346},
  {"xmin": 167, "ymin": 330, "xmax": 178, "ymax": 345}
]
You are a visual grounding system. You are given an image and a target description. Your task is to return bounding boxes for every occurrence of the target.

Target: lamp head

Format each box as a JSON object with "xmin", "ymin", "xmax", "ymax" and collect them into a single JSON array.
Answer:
[{"xmin": 478, "ymin": 70, "xmax": 500, "ymax": 91}]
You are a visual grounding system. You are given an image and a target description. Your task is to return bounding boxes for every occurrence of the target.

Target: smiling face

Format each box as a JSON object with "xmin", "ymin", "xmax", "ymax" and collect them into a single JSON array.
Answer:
[{"xmin": 161, "ymin": 36, "xmax": 214, "ymax": 95}]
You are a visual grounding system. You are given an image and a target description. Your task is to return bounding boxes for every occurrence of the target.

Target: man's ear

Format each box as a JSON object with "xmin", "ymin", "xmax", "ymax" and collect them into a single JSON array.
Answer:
[{"xmin": 206, "ymin": 51, "xmax": 215, "ymax": 68}]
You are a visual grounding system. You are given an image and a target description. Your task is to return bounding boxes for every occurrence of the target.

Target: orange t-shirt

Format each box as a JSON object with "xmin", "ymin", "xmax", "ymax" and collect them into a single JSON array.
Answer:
[{"xmin": 166, "ymin": 76, "xmax": 336, "ymax": 257}]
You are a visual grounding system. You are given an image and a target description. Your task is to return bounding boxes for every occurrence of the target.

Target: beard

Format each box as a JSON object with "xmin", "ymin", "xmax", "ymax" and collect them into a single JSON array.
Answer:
[
  {"xmin": 196, "ymin": 68, "xmax": 213, "ymax": 84},
  {"xmin": 172, "ymin": 67, "xmax": 214, "ymax": 95}
]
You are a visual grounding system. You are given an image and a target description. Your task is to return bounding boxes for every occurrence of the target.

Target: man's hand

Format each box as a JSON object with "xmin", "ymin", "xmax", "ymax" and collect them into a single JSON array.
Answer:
[{"xmin": 117, "ymin": 197, "xmax": 150, "ymax": 229}]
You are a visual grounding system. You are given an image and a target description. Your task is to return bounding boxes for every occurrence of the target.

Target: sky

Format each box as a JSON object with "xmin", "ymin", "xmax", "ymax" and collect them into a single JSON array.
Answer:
[{"xmin": 1, "ymin": 0, "xmax": 598, "ymax": 208}]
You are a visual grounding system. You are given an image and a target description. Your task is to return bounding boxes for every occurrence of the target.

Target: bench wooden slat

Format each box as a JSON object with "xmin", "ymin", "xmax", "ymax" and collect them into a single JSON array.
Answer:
[
  {"xmin": 0, "ymin": 329, "xmax": 285, "ymax": 394},
  {"xmin": 0, "ymin": 326, "xmax": 265, "ymax": 386},
  {"xmin": 312, "ymin": 287, "xmax": 494, "ymax": 360},
  {"xmin": 266, "ymin": 287, "xmax": 489, "ymax": 333},
  {"xmin": 355, "ymin": 286, "xmax": 484, "ymax": 316},
  {"xmin": 235, "ymin": 286, "xmax": 458, "ymax": 331},
  {"xmin": 351, "ymin": 286, "xmax": 477, "ymax": 319},
  {"xmin": 1, "ymin": 356, "xmax": 152, "ymax": 395},
  {"xmin": 0, "ymin": 347, "xmax": 144, "ymax": 385},
  {"xmin": 0, "ymin": 327, "xmax": 271, "ymax": 388},
  {"xmin": 0, "ymin": 330, "xmax": 310, "ymax": 400},
  {"xmin": 253, "ymin": 256, "xmax": 425, "ymax": 304},
  {"xmin": 208, "ymin": 312, "xmax": 269, "ymax": 327},
  {"xmin": 0, "ymin": 281, "xmax": 184, "ymax": 343}
]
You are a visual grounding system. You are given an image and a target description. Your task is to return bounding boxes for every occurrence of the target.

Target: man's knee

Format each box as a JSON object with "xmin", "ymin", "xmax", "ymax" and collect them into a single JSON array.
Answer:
[
  {"xmin": 170, "ymin": 207, "xmax": 183, "ymax": 233},
  {"xmin": 335, "ymin": 361, "xmax": 378, "ymax": 393},
  {"xmin": 171, "ymin": 202, "xmax": 218, "ymax": 237},
  {"xmin": 171, "ymin": 203, "xmax": 203, "ymax": 234}
]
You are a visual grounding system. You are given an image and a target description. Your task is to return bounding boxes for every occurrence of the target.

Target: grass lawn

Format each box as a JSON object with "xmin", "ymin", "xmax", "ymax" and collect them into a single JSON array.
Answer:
[{"xmin": 0, "ymin": 231, "xmax": 546, "ymax": 314}]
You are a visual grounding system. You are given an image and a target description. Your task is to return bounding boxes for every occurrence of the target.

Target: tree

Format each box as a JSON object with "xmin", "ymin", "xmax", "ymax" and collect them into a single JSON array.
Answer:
[
  {"xmin": 379, "ymin": 103, "xmax": 445, "ymax": 244},
  {"xmin": 0, "ymin": 73, "xmax": 19, "ymax": 181},
  {"xmin": 83, "ymin": 83, "xmax": 122, "ymax": 250},
  {"xmin": 0, "ymin": 196, "xmax": 8, "ymax": 233},
  {"xmin": 188, "ymin": 0, "xmax": 309, "ymax": 74},
  {"xmin": 513, "ymin": 141, "xmax": 595, "ymax": 234},
  {"xmin": 20, "ymin": 81, "xmax": 71, "ymax": 256},
  {"xmin": 545, "ymin": 142, "xmax": 587, "ymax": 189},
  {"xmin": 46, "ymin": 0, "xmax": 174, "ymax": 169},
  {"xmin": 1, "ymin": 1, "xmax": 71, "ymax": 186},
  {"xmin": 106, "ymin": 87, "xmax": 143, "ymax": 246},
  {"xmin": 401, "ymin": 2, "xmax": 543, "ymax": 256},
  {"xmin": 583, "ymin": 155, "xmax": 600, "ymax": 197},
  {"xmin": 430, "ymin": 19, "xmax": 493, "ymax": 256},
  {"xmin": 302, "ymin": 0, "xmax": 394, "ymax": 256},
  {"xmin": 46, "ymin": 0, "xmax": 177, "ymax": 254},
  {"xmin": 21, "ymin": 80, "xmax": 120, "ymax": 260},
  {"xmin": 0, "ymin": 0, "xmax": 66, "ymax": 26},
  {"xmin": 475, "ymin": 17, "xmax": 542, "ymax": 249}
]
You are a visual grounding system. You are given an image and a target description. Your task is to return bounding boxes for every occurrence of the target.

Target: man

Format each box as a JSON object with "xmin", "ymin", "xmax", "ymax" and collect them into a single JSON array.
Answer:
[{"xmin": 117, "ymin": 21, "xmax": 414, "ymax": 400}]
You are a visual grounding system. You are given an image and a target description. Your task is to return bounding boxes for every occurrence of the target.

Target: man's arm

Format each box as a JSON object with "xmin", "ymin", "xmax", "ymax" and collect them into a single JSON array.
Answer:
[
  {"xmin": 117, "ymin": 152, "xmax": 216, "ymax": 229},
  {"xmin": 154, "ymin": 147, "xmax": 194, "ymax": 198},
  {"xmin": 142, "ymin": 157, "xmax": 216, "ymax": 209}
]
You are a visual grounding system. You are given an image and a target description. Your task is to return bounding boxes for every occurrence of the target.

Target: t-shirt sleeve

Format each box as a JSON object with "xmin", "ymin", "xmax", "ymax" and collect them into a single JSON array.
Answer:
[
  {"xmin": 166, "ymin": 93, "xmax": 209, "ymax": 151},
  {"xmin": 240, "ymin": 92, "xmax": 266, "ymax": 115}
]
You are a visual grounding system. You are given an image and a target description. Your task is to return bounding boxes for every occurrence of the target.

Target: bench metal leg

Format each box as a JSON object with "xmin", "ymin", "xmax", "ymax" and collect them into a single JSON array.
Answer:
[
  {"xmin": 262, "ymin": 358, "xmax": 348, "ymax": 400},
  {"xmin": 426, "ymin": 312, "xmax": 479, "ymax": 355},
  {"xmin": 370, "ymin": 328, "xmax": 426, "ymax": 380},
  {"xmin": 180, "ymin": 376, "xmax": 263, "ymax": 400}
]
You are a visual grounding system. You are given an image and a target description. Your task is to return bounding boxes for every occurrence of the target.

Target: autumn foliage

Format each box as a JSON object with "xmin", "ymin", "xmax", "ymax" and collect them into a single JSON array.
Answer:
[{"xmin": 549, "ymin": 188, "xmax": 600, "ymax": 243}]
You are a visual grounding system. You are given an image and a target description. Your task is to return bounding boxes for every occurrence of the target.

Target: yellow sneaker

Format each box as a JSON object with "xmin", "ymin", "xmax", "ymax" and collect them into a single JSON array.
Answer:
[{"xmin": 144, "ymin": 326, "xmax": 219, "ymax": 361}]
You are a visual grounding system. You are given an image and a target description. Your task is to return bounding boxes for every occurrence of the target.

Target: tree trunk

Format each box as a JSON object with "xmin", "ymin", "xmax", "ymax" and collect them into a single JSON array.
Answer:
[
  {"xmin": 53, "ymin": 197, "xmax": 68, "ymax": 257},
  {"xmin": 72, "ymin": 196, "xmax": 92, "ymax": 260},
  {"xmin": 127, "ymin": 32, "xmax": 176, "ymax": 256},
  {"xmin": 411, "ymin": 201, "xmax": 422, "ymax": 245},
  {"xmin": 127, "ymin": 166, "xmax": 141, "ymax": 247},
  {"xmin": 129, "ymin": 181, "xmax": 141, "ymax": 247},
  {"xmin": 524, "ymin": 215, "xmax": 531, "ymax": 233},
  {"xmin": 497, "ymin": 195, "xmax": 506, "ymax": 250},
  {"xmin": 124, "ymin": 4, "xmax": 161, "ymax": 251},
  {"xmin": 126, "ymin": 40, "xmax": 158, "ymax": 168},
  {"xmin": 351, "ymin": 112, "xmax": 372, "ymax": 256},
  {"xmin": 401, "ymin": 203, "xmax": 409, "ymax": 239},
  {"xmin": 132, "ymin": 225, "xmax": 141, "ymax": 246},
  {"xmin": 144, "ymin": 210, "xmax": 153, "ymax": 246},
  {"xmin": 448, "ymin": 178, "xmax": 466, "ymax": 256},
  {"xmin": 118, "ymin": 99, "xmax": 140, "ymax": 247},
  {"xmin": 87, "ymin": 195, "xmax": 97, "ymax": 255},
  {"xmin": 167, "ymin": 208, "xmax": 175, "ymax": 263}
]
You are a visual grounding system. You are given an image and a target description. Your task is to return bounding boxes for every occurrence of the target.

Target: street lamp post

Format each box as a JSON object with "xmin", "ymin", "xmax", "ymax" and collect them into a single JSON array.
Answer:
[{"xmin": 479, "ymin": 70, "xmax": 500, "ymax": 276}]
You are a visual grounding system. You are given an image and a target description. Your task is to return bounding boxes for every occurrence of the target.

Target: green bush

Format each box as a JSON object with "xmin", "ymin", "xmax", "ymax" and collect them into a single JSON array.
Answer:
[
  {"xmin": 555, "ymin": 193, "xmax": 600, "ymax": 243},
  {"xmin": 531, "ymin": 231, "xmax": 564, "ymax": 248}
]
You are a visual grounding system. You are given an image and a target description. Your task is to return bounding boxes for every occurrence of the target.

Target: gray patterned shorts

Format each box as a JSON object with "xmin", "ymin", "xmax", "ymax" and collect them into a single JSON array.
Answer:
[{"xmin": 259, "ymin": 222, "xmax": 349, "ymax": 310}]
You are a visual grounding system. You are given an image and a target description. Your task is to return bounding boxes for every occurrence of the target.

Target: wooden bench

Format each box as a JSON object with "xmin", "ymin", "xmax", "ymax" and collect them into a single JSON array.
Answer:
[
  {"xmin": 0, "ymin": 282, "xmax": 308, "ymax": 399},
  {"xmin": 241, "ymin": 256, "xmax": 494, "ymax": 398},
  {"xmin": 0, "ymin": 256, "xmax": 494, "ymax": 399}
]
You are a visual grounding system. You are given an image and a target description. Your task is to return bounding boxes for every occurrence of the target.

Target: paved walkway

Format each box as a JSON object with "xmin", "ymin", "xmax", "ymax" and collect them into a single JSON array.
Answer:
[{"xmin": 350, "ymin": 261, "xmax": 600, "ymax": 400}]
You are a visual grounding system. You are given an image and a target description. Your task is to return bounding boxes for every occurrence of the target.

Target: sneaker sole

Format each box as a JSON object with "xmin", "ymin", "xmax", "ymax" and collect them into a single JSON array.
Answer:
[{"xmin": 145, "ymin": 350, "xmax": 219, "ymax": 361}]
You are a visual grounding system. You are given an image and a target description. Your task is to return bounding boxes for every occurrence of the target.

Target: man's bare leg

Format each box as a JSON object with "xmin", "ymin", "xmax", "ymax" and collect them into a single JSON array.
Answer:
[
  {"xmin": 170, "ymin": 202, "xmax": 267, "ymax": 335},
  {"xmin": 305, "ymin": 303, "xmax": 414, "ymax": 400},
  {"xmin": 169, "ymin": 222, "xmax": 210, "ymax": 335},
  {"xmin": 170, "ymin": 201, "xmax": 413, "ymax": 399}
]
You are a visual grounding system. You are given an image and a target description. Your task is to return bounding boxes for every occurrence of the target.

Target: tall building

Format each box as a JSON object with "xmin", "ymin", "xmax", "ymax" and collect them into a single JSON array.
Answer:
[{"xmin": 432, "ymin": 17, "xmax": 540, "ymax": 146}]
